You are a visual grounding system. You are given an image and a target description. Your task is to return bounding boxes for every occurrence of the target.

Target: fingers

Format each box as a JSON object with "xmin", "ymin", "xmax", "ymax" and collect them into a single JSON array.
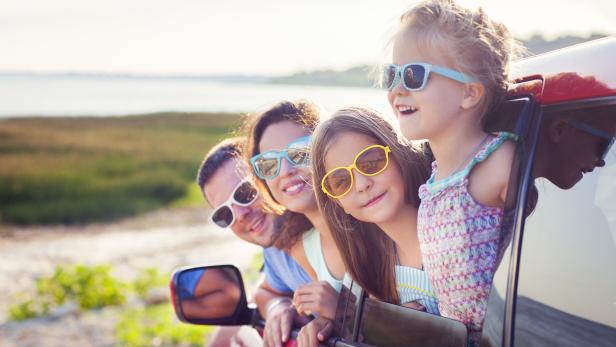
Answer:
[
  {"xmin": 279, "ymin": 308, "xmax": 294, "ymax": 343},
  {"xmin": 317, "ymin": 319, "xmax": 334, "ymax": 342},
  {"xmin": 264, "ymin": 316, "xmax": 282, "ymax": 347}
]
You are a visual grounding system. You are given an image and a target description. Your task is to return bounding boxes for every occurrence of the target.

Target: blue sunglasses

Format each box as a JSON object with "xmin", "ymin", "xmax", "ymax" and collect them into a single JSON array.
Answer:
[
  {"xmin": 382, "ymin": 62, "xmax": 474, "ymax": 91},
  {"xmin": 568, "ymin": 119, "xmax": 614, "ymax": 161},
  {"xmin": 250, "ymin": 136, "xmax": 311, "ymax": 180}
]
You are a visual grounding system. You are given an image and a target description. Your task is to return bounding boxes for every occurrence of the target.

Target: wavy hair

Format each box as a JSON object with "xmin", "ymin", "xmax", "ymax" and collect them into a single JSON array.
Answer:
[
  {"xmin": 393, "ymin": 0, "xmax": 525, "ymax": 122},
  {"xmin": 242, "ymin": 100, "xmax": 321, "ymax": 250},
  {"xmin": 311, "ymin": 106, "xmax": 431, "ymax": 303}
]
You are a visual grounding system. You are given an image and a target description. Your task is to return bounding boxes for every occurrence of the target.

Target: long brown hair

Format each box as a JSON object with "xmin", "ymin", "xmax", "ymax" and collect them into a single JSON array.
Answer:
[
  {"xmin": 311, "ymin": 106, "xmax": 431, "ymax": 303},
  {"xmin": 243, "ymin": 100, "xmax": 321, "ymax": 250}
]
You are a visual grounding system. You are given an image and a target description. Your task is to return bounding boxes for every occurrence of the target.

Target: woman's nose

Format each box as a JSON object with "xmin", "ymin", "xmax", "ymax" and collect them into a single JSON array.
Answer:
[{"xmin": 278, "ymin": 157, "xmax": 297, "ymax": 177}]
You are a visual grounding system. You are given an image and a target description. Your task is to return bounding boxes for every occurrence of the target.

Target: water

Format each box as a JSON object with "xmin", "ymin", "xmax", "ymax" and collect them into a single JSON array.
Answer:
[{"xmin": 0, "ymin": 75, "xmax": 392, "ymax": 118}]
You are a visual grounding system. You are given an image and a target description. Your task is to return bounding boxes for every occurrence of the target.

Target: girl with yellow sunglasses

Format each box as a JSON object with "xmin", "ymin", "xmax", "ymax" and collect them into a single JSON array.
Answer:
[{"xmin": 298, "ymin": 106, "xmax": 439, "ymax": 344}]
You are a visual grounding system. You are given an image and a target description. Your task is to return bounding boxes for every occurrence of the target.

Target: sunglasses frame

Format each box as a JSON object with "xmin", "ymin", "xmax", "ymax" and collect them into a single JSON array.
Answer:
[
  {"xmin": 208, "ymin": 178, "xmax": 259, "ymax": 229},
  {"xmin": 567, "ymin": 119, "xmax": 615, "ymax": 161},
  {"xmin": 321, "ymin": 144, "xmax": 392, "ymax": 199},
  {"xmin": 383, "ymin": 62, "xmax": 474, "ymax": 92},
  {"xmin": 250, "ymin": 135, "xmax": 311, "ymax": 180}
]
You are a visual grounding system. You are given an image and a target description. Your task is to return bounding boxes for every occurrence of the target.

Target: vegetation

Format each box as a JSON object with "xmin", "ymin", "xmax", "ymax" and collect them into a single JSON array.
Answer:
[
  {"xmin": 9, "ymin": 264, "xmax": 127, "ymax": 320},
  {"xmin": 0, "ymin": 112, "xmax": 241, "ymax": 225},
  {"xmin": 115, "ymin": 304, "xmax": 214, "ymax": 347}
]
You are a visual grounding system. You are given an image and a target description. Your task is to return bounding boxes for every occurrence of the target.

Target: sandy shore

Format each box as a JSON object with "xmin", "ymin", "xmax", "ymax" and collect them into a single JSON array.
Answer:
[{"xmin": 0, "ymin": 206, "xmax": 261, "ymax": 346}]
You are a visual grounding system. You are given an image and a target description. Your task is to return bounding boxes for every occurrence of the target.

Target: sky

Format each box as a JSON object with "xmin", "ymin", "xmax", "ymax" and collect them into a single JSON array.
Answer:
[{"xmin": 1, "ymin": 0, "xmax": 615, "ymax": 76}]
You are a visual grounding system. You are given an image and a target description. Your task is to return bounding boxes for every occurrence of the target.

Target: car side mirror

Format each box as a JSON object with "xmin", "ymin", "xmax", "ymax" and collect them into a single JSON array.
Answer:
[{"xmin": 169, "ymin": 264, "xmax": 254, "ymax": 325}]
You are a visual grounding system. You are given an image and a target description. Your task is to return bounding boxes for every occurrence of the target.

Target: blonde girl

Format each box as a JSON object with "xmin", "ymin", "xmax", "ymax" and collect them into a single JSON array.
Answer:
[{"xmin": 384, "ymin": 0, "xmax": 522, "ymax": 342}]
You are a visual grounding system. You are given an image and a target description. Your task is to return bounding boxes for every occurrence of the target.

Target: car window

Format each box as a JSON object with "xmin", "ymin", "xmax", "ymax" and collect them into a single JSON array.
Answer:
[{"xmin": 514, "ymin": 107, "xmax": 616, "ymax": 346}]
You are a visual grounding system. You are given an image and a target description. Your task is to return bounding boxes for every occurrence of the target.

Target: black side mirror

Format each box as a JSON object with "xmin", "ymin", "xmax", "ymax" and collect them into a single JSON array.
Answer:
[{"xmin": 169, "ymin": 264, "xmax": 254, "ymax": 325}]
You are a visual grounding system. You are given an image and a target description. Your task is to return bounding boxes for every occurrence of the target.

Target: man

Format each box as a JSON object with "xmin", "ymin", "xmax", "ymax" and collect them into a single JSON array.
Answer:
[{"xmin": 197, "ymin": 137, "xmax": 312, "ymax": 346}]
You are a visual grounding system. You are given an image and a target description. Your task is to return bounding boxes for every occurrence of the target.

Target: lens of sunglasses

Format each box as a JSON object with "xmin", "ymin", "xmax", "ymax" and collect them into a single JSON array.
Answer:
[
  {"xmin": 287, "ymin": 148, "xmax": 310, "ymax": 166},
  {"xmin": 323, "ymin": 168, "xmax": 353, "ymax": 197},
  {"xmin": 403, "ymin": 64, "xmax": 426, "ymax": 90},
  {"xmin": 234, "ymin": 181, "xmax": 258, "ymax": 204},
  {"xmin": 383, "ymin": 65, "xmax": 397, "ymax": 89},
  {"xmin": 254, "ymin": 154, "xmax": 280, "ymax": 179},
  {"xmin": 211, "ymin": 206, "xmax": 233, "ymax": 228},
  {"xmin": 355, "ymin": 147, "xmax": 389, "ymax": 175}
]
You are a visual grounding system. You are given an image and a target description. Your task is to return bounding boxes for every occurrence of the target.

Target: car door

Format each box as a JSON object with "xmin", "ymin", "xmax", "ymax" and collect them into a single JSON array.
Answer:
[{"xmin": 511, "ymin": 101, "xmax": 616, "ymax": 347}]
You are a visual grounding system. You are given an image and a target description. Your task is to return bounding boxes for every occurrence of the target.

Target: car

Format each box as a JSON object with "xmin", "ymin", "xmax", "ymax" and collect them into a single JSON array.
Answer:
[{"xmin": 169, "ymin": 37, "xmax": 616, "ymax": 347}]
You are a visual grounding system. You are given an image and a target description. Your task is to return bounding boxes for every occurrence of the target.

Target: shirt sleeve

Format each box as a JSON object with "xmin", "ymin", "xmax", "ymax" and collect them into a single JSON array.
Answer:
[
  {"xmin": 263, "ymin": 248, "xmax": 294, "ymax": 294},
  {"xmin": 178, "ymin": 269, "xmax": 205, "ymax": 299}
]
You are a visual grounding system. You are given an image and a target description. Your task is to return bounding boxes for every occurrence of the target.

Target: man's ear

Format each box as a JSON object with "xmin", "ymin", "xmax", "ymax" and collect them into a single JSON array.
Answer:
[
  {"xmin": 461, "ymin": 83, "xmax": 484, "ymax": 110},
  {"xmin": 548, "ymin": 118, "xmax": 569, "ymax": 143}
]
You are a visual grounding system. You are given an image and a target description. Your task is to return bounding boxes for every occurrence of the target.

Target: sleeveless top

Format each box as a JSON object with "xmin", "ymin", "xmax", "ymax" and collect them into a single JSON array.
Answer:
[
  {"xmin": 417, "ymin": 132, "xmax": 516, "ymax": 340},
  {"xmin": 302, "ymin": 228, "xmax": 343, "ymax": 292},
  {"xmin": 395, "ymin": 265, "xmax": 440, "ymax": 315}
]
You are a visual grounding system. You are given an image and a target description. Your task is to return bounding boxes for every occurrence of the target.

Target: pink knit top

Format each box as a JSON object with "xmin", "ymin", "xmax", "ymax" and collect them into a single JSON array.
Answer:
[{"xmin": 417, "ymin": 132, "xmax": 515, "ymax": 342}]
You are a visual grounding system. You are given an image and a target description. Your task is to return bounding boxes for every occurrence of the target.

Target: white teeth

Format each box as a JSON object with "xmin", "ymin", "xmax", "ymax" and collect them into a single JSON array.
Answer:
[
  {"xmin": 250, "ymin": 215, "xmax": 264, "ymax": 231},
  {"xmin": 284, "ymin": 182, "xmax": 304, "ymax": 193},
  {"xmin": 397, "ymin": 105, "xmax": 417, "ymax": 112}
]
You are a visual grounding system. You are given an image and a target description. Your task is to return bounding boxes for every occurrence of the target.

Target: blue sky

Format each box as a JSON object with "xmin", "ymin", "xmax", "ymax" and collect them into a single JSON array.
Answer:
[{"xmin": 1, "ymin": 0, "xmax": 614, "ymax": 75}]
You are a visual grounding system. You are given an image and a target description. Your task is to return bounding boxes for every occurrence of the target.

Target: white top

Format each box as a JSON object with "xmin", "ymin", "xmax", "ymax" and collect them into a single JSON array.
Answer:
[{"xmin": 302, "ymin": 228, "xmax": 343, "ymax": 292}]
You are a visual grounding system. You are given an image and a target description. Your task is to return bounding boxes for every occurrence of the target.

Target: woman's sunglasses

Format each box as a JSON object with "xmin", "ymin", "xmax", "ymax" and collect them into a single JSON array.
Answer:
[
  {"xmin": 381, "ymin": 62, "xmax": 474, "ymax": 92},
  {"xmin": 321, "ymin": 144, "xmax": 391, "ymax": 199},
  {"xmin": 209, "ymin": 179, "xmax": 259, "ymax": 228},
  {"xmin": 568, "ymin": 119, "xmax": 615, "ymax": 161},
  {"xmin": 250, "ymin": 136, "xmax": 311, "ymax": 180}
]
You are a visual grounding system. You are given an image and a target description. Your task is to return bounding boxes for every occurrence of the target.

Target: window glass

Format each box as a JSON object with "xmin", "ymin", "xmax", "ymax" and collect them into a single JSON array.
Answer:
[{"xmin": 515, "ymin": 109, "xmax": 616, "ymax": 346}]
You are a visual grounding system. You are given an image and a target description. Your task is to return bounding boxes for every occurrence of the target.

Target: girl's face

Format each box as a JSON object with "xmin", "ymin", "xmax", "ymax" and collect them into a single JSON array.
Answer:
[
  {"xmin": 324, "ymin": 132, "xmax": 407, "ymax": 225},
  {"xmin": 258, "ymin": 120, "xmax": 316, "ymax": 213},
  {"xmin": 387, "ymin": 33, "xmax": 467, "ymax": 141}
]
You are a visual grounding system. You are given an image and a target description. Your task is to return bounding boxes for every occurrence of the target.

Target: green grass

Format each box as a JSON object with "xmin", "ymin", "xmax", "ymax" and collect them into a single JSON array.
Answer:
[{"xmin": 0, "ymin": 112, "xmax": 241, "ymax": 225}]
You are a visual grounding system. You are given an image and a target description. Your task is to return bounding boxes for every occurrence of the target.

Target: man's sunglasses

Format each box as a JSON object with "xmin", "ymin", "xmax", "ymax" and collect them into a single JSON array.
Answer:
[
  {"xmin": 250, "ymin": 136, "xmax": 311, "ymax": 180},
  {"xmin": 568, "ymin": 119, "xmax": 615, "ymax": 161},
  {"xmin": 209, "ymin": 179, "xmax": 259, "ymax": 228},
  {"xmin": 381, "ymin": 62, "xmax": 474, "ymax": 92},
  {"xmin": 321, "ymin": 144, "xmax": 391, "ymax": 199}
]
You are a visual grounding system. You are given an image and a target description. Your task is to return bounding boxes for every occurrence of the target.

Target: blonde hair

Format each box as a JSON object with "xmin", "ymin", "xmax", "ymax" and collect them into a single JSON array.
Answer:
[
  {"xmin": 395, "ymin": 0, "xmax": 524, "ymax": 121},
  {"xmin": 311, "ymin": 106, "xmax": 431, "ymax": 303}
]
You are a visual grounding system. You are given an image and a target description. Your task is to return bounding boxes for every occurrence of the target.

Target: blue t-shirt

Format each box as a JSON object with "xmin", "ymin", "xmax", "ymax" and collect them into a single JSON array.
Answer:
[
  {"xmin": 178, "ymin": 269, "xmax": 205, "ymax": 299},
  {"xmin": 263, "ymin": 247, "xmax": 311, "ymax": 293}
]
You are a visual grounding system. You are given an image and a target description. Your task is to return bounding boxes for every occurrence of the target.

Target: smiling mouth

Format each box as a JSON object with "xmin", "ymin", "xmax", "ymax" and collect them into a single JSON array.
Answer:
[
  {"xmin": 282, "ymin": 180, "xmax": 306, "ymax": 194},
  {"xmin": 249, "ymin": 214, "xmax": 266, "ymax": 233},
  {"xmin": 363, "ymin": 192, "xmax": 386, "ymax": 207},
  {"xmin": 397, "ymin": 105, "xmax": 418, "ymax": 116}
]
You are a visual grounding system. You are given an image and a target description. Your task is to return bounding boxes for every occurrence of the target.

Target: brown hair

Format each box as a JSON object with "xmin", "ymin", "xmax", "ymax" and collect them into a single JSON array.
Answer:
[
  {"xmin": 311, "ymin": 106, "xmax": 431, "ymax": 303},
  {"xmin": 394, "ymin": 0, "xmax": 524, "ymax": 121},
  {"xmin": 243, "ymin": 100, "xmax": 321, "ymax": 250},
  {"xmin": 196, "ymin": 137, "xmax": 245, "ymax": 204}
]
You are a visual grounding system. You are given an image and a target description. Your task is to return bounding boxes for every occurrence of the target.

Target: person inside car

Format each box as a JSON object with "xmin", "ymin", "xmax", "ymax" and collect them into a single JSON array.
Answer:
[
  {"xmin": 197, "ymin": 137, "xmax": 312, "ymax": 346},
  {"xmin": 244, "ymin": 100, "xmax": 345, "ymax": 347},
  {"xmin": 532, "ymin": 73, "xmax": 616, "ymax": 189},
  {"xmin": 298, "ymin": 106, "xmax": 440, "ymax": 347}
]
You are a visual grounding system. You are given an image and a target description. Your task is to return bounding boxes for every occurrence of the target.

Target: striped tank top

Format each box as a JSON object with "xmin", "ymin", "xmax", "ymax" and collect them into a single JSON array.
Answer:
[{"xmin": 396, "ymin": 265, "xmax": 440, "ymax": 315}]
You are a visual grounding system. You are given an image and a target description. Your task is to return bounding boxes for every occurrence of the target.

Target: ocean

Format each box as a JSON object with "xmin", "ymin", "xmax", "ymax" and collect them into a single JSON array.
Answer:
[{"xmin": 0, "ymin": 75, "xmax": 392, "ymax": 118}]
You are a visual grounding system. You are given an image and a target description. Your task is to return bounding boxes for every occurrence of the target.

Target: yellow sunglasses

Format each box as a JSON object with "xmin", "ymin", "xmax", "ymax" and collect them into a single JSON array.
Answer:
[{"xmin": 321, "ymin": 144, "xmax": 391, "ymax": 199}]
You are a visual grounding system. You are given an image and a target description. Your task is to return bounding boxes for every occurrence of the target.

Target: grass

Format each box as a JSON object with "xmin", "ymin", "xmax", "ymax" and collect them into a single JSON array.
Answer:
[{"xmin": 0, "ymin": 112, "xmax": 241, "ymax": 225}]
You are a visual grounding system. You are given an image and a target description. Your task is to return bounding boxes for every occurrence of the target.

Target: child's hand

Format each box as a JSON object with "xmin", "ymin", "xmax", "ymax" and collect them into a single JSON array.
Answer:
[
  {"xmin": 402, "ymin": 300, "xmax": 426, "ymax": 311},
  {"xmin": 292, "ymin": 281, "xmax": 339, "ymax": 320}
]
